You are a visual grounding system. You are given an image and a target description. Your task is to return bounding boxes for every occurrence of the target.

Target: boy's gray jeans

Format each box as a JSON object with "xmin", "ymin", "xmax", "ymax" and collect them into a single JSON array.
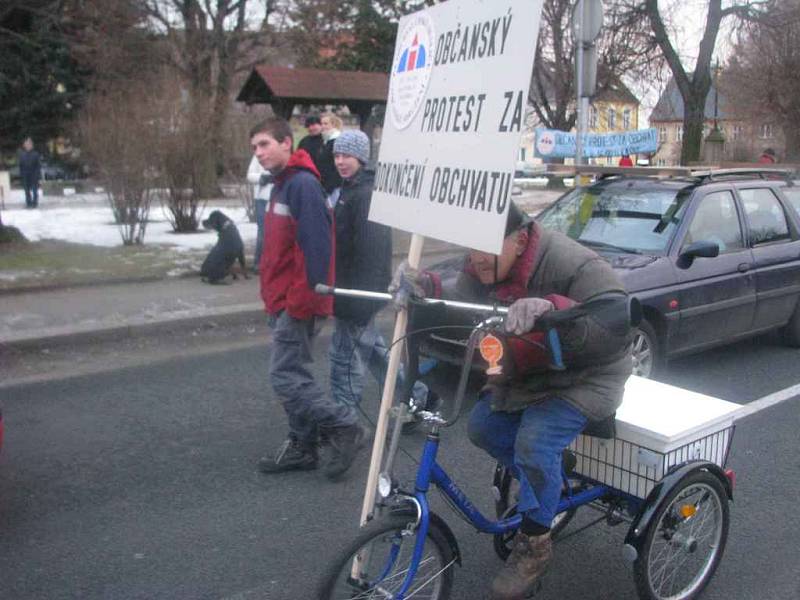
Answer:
[{"xmin": 269, "ymin": 310, "xmax": 358, "ymax": 446}]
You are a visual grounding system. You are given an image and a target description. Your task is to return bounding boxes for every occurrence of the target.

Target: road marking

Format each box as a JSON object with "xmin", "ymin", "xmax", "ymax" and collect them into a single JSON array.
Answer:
[{"xmin": 735, "ymin": 383, "xmax": 800, "ymax": 421}]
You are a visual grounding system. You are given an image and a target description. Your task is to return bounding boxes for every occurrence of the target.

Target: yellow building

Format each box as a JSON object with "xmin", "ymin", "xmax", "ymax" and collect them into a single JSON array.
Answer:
[
  {"xmin": 518, "ymin": 77, "xmax": 641, "ymax": 165},
  {"xmin": 586, "ymin": 79, "xmax": 641, "ymax": 165}
]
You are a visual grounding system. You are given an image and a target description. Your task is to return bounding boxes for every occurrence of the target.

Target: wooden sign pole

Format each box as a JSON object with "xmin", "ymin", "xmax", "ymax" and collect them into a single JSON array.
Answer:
[{"xmin": 357, "ymin": 233, "xmax": 425, "ymax": 526}]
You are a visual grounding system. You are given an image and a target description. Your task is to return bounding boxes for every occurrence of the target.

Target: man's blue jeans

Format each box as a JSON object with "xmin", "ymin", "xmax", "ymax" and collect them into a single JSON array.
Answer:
[
  {"xmin": 467, "ymin": 394, "xmax": 587, "ymax": 528},
  {"xmin": 329, "ymin": 317, "xmax": 428, "ymax": 409},
  {"xmin": 269, "ymin": 311, "xmax": 357, "ymax": 446}
]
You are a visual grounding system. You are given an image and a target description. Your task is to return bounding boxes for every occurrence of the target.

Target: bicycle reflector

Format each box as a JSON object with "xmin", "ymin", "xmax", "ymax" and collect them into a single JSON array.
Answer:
[
  {"xmin": 679, "ymin": 504, "xmax": 697, "ymax": 519},
  {"xmin": 378, "ymin": 472, "xmax": 392, "ymax": 499}
]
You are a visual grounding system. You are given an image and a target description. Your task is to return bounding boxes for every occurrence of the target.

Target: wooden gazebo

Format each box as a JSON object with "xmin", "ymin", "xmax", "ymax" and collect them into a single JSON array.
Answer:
[{"xmin": 236, "ymin": 66, "xmax": 389, "ymax": 128}]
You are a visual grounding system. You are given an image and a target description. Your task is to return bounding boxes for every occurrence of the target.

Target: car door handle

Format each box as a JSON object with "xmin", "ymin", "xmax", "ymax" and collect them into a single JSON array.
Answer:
[{"xmin": 737, "ymin": 263, "xmax": 751, "ymax": 273}]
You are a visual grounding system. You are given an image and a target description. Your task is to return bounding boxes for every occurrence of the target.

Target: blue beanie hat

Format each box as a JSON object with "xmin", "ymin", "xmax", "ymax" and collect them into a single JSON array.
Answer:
[{"xmin": 333, "ymin": 129, "xmax": 370, "ymax": 164}]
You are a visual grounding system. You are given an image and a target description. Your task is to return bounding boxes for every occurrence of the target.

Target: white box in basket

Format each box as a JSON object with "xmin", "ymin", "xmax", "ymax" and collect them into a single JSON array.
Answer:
[{"xmin": 569, "ymin": 376, "xmax": 740, "ymax": 499}]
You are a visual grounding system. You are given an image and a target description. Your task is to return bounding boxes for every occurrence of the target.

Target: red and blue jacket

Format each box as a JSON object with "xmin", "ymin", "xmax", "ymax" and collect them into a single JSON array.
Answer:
[{"xmin": 259, "ymin": 149, "xmax": 334, "ymax": 320}]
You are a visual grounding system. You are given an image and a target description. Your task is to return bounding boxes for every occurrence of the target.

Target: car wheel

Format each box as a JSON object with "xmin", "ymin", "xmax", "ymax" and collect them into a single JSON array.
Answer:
[
  {"xmin": 632, "ymin": 319, "xmax": 663, "ymax": 378},
  {"xmin": 781, "ymin": 300, "xmax": 800, "ymax": 348}
]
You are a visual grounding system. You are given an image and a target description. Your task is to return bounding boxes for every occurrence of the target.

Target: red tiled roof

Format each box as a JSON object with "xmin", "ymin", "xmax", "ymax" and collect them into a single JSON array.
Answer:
[{"xmin": 237, "ymin": 66, "xmax": 389, "ymax": 104}]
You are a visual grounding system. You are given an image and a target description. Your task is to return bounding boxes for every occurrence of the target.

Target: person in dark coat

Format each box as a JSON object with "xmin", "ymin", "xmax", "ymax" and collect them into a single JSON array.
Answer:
[
  {"xmin": 391, "ymin": 203, "xmax": 634, "ymax": 599},
  {"xmin": 328, "ymin": 129, "xmax": 428, "ymax": 412},
  {"xmin": 297, "ymin": 114, "xmax": 325, "ymax": 174},
  {"xmin": 318, "ymin": 113, "xmax": 343, "ymax": 195},
  {"xmin": 18, "ymin": 138, "xmax": 41, "ymax": 208}
]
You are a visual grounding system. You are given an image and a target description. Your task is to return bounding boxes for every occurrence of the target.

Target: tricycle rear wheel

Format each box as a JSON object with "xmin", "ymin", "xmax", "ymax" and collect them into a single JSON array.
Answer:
[{"xmin": 633, "ymin": 471, "xmax": 729, "ymax": 600}]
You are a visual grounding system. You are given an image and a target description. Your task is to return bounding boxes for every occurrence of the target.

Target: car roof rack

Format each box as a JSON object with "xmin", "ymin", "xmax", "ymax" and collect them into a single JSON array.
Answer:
[
  {"xmin": 543, "ymin": 163, "xmax": 798, "ymax": 182},
  {"xmin": 545, "ymin": 164, "xmax": 695, "ymax": 179},
  {"xmin": 689, "ymin": 166, "xmax": 797, "ymax": 182}
]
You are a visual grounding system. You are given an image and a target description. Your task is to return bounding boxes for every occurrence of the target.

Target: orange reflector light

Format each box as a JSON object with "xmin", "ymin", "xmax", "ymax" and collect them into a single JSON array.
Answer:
[{"xmin": 679, "ymin": 504, "xmax": 697, "ymax": 518}]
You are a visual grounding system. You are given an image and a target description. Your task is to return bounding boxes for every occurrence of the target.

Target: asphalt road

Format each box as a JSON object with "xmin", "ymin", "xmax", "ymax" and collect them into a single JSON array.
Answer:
[{"xmin": 1, "ymin": 327, "xmax": 799, "ymax": 600}]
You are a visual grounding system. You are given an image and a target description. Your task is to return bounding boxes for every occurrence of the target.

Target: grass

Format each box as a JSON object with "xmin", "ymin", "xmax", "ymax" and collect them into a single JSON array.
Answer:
[{"xmin": 0, "ymin": 238, "xmax": 208, "ymax": 291}]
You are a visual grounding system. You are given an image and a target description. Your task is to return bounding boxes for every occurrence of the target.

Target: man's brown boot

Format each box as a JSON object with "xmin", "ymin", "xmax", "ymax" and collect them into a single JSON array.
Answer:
[{"xmin": 490, "ymin": 531, "xmax": 552, "ymax": 600}]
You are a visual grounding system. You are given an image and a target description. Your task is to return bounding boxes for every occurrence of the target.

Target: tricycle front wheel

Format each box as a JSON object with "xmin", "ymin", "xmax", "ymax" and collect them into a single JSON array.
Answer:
[
  {"xmin": 633, "ymin": 471, "xmax": 729, "ymax": 600},
  {"xmin": 316, "ymin": 512, "xmax": 456, "ymax": 600}
]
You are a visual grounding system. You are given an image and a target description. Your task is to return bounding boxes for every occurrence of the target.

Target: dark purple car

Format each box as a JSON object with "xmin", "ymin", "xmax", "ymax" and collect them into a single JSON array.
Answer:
[{"xmin": 421, "ymin": 168, "xmax": 800, "ymax": 378}]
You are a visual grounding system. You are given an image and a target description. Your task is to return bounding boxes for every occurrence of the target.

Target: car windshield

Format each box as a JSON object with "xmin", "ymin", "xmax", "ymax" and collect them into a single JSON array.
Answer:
[{"xmin": 538, "ymin": 184, "xmax": 690, "ymax": 254}]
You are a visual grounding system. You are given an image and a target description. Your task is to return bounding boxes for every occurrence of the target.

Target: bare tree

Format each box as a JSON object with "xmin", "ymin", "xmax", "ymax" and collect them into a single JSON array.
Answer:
[
  {"xmin": 137, "ymin": 0, "xmax": 282, "ymax": 196},
  {"xmin": 528, "ymin": 0, "xmax": 658, "ymax": 133},
  {"xmin": 642, "ymin": 0, "xmax": 767, "ymax": 165},
  {"xmin": 80, "ymin": 85, "xmax": 161, "ymax": 245},
  {"xmin": 722, "ymin": 0, "xmax": 800, "ymax": 160}
]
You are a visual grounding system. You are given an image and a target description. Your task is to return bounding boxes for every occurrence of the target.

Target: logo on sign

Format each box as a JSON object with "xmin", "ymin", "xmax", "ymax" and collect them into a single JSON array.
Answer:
[
  {"xmin": 389, "ymin": 13, "xmax": 435, "ymax": 130},
  {"xmin": 536, "ymin": 130, "xmax": 555, "ymax": 156}
]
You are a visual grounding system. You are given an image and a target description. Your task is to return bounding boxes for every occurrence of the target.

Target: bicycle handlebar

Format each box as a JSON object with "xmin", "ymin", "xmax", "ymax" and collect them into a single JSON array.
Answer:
[
  {"xmin": 314, "ymin": 284, "xmax": 569, "ymax": 427},
  {"xmin": 314, "ymin": 284, "xmax": 509, "ymax": 315}
]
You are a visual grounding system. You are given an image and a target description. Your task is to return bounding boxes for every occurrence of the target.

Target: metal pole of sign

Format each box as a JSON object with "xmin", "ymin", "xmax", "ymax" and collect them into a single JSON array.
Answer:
[
  {"xmin": 575, "ymin": 0, "xmax": 585, "ymax": 167},
  {"xmin": 357, "ymin": 233, "xmax": 425, "ymax": 527}
]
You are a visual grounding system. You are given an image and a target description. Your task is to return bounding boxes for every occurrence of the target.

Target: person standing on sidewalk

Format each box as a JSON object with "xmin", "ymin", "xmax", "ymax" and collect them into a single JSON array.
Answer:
[
  {"xmin": 246, "ymin": 154, "xmax": 273, "ymax": 272},
  {"xmin": 328, "ymin": 129, "xmax": 430, "ymax": 417},
  {"xmin": 297, "ymin": 114, "xmax": 325, "ymax": 173},
  {"xmin": 251, "ymin": 117, "xmax": 365, "ymax": 480},
  {"xmin": 18, "ymin": 137, "xmax": 41, "ymax": 209},
  {"xmin": 318, "ymin": 113, "xmax": 343, "ymax": 197}
]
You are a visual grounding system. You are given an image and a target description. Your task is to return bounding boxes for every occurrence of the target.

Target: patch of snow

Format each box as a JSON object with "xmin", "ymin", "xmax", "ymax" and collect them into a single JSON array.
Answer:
[
  {"xmin": 2, "ymin": 202, "xmax": 257, "ymax": 250},
  {"xmin": 0, "ymin": 270, "xmax": 45, "ymax": 281}
]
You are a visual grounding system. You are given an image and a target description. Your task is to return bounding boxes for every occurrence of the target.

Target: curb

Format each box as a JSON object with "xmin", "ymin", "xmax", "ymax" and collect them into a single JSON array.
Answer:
[{"xmin": 2, "ymin": 302, "xmax": 265, "ymax": 350}]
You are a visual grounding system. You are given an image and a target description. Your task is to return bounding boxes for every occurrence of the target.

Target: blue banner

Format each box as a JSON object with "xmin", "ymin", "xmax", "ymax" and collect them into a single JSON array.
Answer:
[{"xmin": 534, "ymin": 128, "xmax": 658, "ymax": 159}]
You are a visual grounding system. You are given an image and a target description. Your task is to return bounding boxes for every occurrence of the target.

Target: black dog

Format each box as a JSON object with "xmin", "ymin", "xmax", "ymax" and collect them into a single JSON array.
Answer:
[{"xmin": 200, "ymin": 210, "xmax": 248, "ymax": 284}]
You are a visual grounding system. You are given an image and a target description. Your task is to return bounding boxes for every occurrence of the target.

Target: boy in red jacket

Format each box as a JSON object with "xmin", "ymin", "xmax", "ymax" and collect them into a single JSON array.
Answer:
[{"xmin": 251, "ymin": 118, "xmax": 364, "ymax": 480}]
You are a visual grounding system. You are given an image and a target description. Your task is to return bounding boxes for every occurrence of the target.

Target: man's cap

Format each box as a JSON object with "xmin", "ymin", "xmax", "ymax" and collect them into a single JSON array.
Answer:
[
  {"xmin": 505, "ymin": 201, "xmax": 532, "ymax": 236},
  {"xmin": 305, "ymin": 114, "xmax": 321, "ymax": 127},
  {"xmin": 763, "ymin": 147, "xmax": 775, "ymax": 156},
  {"xmin": 333, "ymin": 129, "xmax": 370, "ymax": 164}
]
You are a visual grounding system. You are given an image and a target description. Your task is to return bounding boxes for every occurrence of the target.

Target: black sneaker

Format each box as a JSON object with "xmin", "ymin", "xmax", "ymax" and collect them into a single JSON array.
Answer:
[
  {"xmin": 258, "ymin": 437, "xmax": 318, "ymax": 474},
  {"xmin": 321, "ymin": 423, "xmax": 366, "ymax": 480}
]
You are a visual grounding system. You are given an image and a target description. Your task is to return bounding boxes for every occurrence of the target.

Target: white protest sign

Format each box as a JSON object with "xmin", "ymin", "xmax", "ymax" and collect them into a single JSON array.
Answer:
[{"xmin": 369, "ymin": 0, "xmax": 544, "ymax": 254}]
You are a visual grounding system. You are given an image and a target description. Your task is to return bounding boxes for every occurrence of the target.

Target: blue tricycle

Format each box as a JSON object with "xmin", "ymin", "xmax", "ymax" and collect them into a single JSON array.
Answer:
[{"xmin": 315, "ymin": 288, "xmax": 736, "ymax": 600}]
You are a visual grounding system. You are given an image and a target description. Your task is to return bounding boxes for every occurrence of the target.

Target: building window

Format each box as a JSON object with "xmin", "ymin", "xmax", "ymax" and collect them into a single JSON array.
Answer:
[
  {"xmin": 733, "ymin": 125, "xmax": 742, "ymax": 140},
  {"xmin": 519, "ymin": 147, "xmax": 526, "ymax": 161},
  {"xmin": 657, "ymin": 158, "xmax": 667, "ymax": 167},
  {"xmin": 759, "ymin": 124, "xmax": 774, "ymax": 139},
  {"xmin": 658, "ymin": 126, "xmax": 667, "ymax": 142},
  {"xmin": 676, "ymin": 125, "xmax": 684, "ymax": 142},
  {"xmin": 589, "ymin": 106, "xmax": 598, "ymax": 129},
  {"xmin": 607, "ymin": 108, "xmax": 616, "ymax": 130},
  {"xmin": 623, "ymin": 108, "xmax": 631, "ymax": 130},
  {"xmin": 606, "ymin": 156, "xmax": 614, "ymax": 165}
]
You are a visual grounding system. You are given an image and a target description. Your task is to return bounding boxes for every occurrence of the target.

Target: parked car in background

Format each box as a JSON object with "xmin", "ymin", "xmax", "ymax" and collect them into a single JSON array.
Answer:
[
  {"xmin": 7, "ymin": 159, "xmax": 80, "ymax": 183},
  {"xmin": 41, "ymin": 160, "xmax": 81, "ymax": 181},
  {"xmin": 420, "ymin": 167, "xmax": 800, "ymax": 378}
]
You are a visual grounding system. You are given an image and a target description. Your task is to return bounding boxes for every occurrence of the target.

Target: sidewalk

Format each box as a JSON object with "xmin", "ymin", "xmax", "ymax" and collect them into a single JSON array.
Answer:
[{"xmin": 0, "ymin": 191, "xmax": 560, "ymax": 348}]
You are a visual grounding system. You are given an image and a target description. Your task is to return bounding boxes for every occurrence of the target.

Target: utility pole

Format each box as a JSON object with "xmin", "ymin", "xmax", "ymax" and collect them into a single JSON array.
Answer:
[{"xmin": 573, "ymin": 1, "xmax": 603, "ymax": 169}]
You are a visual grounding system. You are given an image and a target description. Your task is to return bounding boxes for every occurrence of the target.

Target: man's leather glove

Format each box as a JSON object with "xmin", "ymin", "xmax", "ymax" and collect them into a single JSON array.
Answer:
[
  {"xmin": 504, "ymin": 297, "xmax": 555, "ymax": 335},
  {"xmin": 388, "ymin": 260, "xmax": 430, "ymax": 309}
]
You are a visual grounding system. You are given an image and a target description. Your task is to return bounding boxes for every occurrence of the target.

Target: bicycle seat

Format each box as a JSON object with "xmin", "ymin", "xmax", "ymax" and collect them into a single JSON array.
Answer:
[{"xmin": 582, "ymin": 413, "xmax": 616, "ymax": 439}]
